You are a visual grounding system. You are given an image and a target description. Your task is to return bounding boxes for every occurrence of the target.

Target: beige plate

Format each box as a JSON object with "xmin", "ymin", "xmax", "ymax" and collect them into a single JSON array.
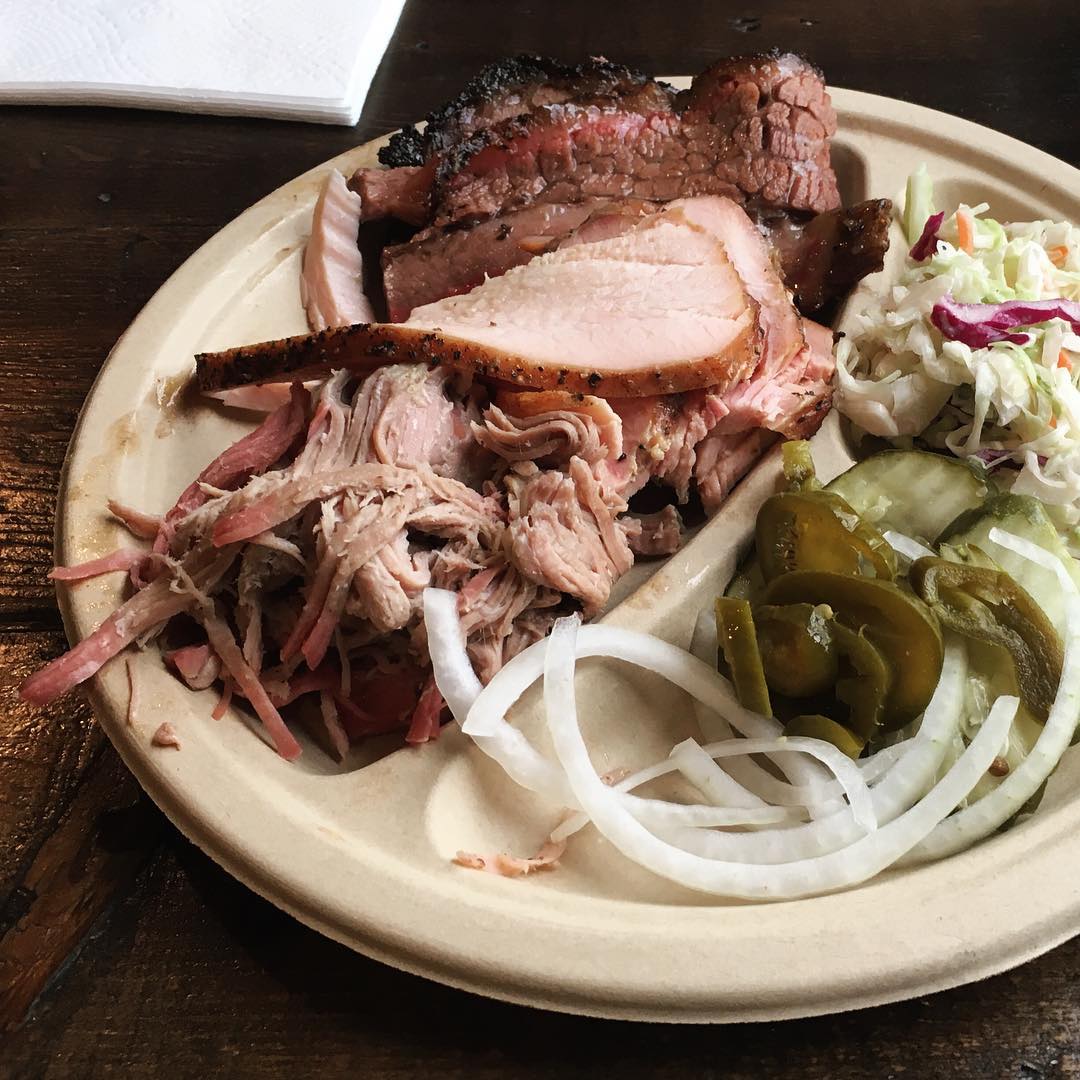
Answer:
[{"xmin": 57, "ymin": 86, "xmax": 1080, "ymax": 1022}]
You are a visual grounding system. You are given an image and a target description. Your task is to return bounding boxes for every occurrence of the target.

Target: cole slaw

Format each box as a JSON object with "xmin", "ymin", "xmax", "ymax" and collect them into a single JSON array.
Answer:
[{"xmin": 836, "ymin": 166, "xmax": 1080, "ymax": 527}]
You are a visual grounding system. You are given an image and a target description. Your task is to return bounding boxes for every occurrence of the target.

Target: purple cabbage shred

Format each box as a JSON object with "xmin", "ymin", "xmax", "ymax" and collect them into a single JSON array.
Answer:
[
  {"xmin": 973, "ymin": 448, "xmax": 1012, "ymax": 468},
  {"xmin": 909, "ymin": 211, "xmax": 945, "ymax": 261},
  {"xmin": 931, "ymin": 295, "xmax": 1080, "ymax": 349}
]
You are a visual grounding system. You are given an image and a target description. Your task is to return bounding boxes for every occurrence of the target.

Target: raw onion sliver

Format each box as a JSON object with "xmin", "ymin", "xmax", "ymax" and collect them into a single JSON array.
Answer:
[
  {"xmin": 544, "ymin": 612, "xmax": 1017, "ymax": 898},
  {"xmin": 669, "ymin": 737, "xmax": 770, "ymax": 811},
  {"xmin": 902, "ymin": 531, "xmax": 1080, "ymax": 863},
  {"xmin": 859, "ymin": 742, "xmax": 912, "ymax": 784},
  {"xmin": 424, "ymin": 589, "xmax": 483, "ymax": 722},
  {"xmin": 884, "ymin": 530, "xmax": 936, "ymax": 562},
  {"xmin": 549, "ymin": 756, "xmax": 802, "ymax": 844},
  {"xmin": 691, "ymin": 738, "xmax": 876, "ymax": 831},
  {"xmin": 565, "ymin": 732, "xmax": 878, "ymax": 838},
  {"xmin": 988, "ymin": 527, "xmax": 1078, "ymax": 594}
]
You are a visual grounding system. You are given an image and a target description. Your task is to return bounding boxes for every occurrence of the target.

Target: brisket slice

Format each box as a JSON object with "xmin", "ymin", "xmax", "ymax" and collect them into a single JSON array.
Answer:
[
  {"xmin": 675, "ymin": 50, "xmax": 839, "ymax": 213},
  {"xmin": 433, "ymin": 51, "xmax": 839, "ymax": 226},
  {"xmin": 378, "ymin": 54, "xmax": 673, "ymax": 168},
  {"xmin": 352, "ymin": 164, "xmax": 435, "ymax": 227},
  {"xmin": 362, "ymin": 54, "xmax": 673, "ymax": 226},
  {"xmin": 363, "ymin": 51, "xmax": 840, "ymax": 230}
]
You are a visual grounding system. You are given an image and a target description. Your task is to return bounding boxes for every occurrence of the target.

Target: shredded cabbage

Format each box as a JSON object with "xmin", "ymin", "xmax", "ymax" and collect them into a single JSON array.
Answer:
[{"xmin": 837, "ymin": 174, "xmax": 1080, "ymax": 525}]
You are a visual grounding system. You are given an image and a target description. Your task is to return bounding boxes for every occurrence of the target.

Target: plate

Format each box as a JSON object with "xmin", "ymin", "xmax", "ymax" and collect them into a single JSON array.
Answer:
[{"xmin": 55, "ymin": 85, "xmax": 1080, "ymax": 1022}]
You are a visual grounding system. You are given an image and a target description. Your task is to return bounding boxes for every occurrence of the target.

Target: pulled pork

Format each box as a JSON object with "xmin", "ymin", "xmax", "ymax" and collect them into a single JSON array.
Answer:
[{"xmin": 24, "ymin": 363, "xmax": 691, "ymax": 757}]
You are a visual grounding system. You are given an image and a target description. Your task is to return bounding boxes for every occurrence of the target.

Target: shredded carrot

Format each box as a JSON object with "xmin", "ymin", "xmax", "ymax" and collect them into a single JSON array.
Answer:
[
  {"xmin": 1050, "ymin": 415, "xmax": 1058, "ymax": 429},
  {"xmin": 956, "ymin": 212, "xmax": 975, "ymax": 255},
  {"xmin": 1049, "ymin": 245, "xmax": 1069, "ymax": 268},
  {"xmin": 1059, "ymin": 351, "xmax": 1073, "ymax": 371}
]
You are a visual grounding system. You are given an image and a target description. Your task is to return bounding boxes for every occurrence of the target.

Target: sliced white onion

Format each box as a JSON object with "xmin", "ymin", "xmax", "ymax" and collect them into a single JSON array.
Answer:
[
  {"xmin": 428, "ymin": 589, "xmax": 834, "ymax": 832},
  {"xmin": 988, "ymin": 527, "xmax": 1077, "ymax": 593},
  {"xmin": 693, "ymin": 738, "xmax": 876, "ymax": 832},
  {"xmin": 859, "ymin": 742, "xmax": 911, "ymax": 783},
  {"xmin": 544, "ymin": 613, "xmax": 1017, "ymax": 899},
  {"xmin": 549, "ymin": 771, "xmax": 802, "ymax": 844},
  {"xmin": 424, "ymin": 588, "xmax": 482, "ymax": 722},
  {"xmin": 668, "ymin": 737, "xmax": 768, "ymax": 810},
  {"xmin": 664, "ymin": 638, "xmax": 968, "ymax": 863},
  {"xmin": 902, "ymin": 534, "xmax": 1080, "ymax": 863},
  {"xmin": 884, "ymin": 530, "xmax": 936, "ymax": 561}
]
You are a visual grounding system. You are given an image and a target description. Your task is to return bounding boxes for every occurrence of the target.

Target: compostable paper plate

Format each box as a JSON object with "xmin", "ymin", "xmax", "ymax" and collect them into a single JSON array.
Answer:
[{"xmin": 56, "ymin": 85, "xmax": 1080, "ymax": 1022}]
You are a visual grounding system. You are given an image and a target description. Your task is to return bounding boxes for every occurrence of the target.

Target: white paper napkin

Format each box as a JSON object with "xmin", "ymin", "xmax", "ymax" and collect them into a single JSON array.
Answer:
[{"xmin": 0, "ymin": 0, "xmax": 406, "ymax": 125}]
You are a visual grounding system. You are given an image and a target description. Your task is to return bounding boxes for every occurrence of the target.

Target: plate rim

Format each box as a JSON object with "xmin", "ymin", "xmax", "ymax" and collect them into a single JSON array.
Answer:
[{"xmin": 54, "ymin": 85, "xmax": 1080, "ymax": 1023}]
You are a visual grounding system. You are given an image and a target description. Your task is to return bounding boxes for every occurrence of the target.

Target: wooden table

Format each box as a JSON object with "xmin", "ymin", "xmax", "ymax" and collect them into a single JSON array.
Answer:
[{"xmin": 3, "ymin": 1, "xmax": 1079, "ymax": 1074}]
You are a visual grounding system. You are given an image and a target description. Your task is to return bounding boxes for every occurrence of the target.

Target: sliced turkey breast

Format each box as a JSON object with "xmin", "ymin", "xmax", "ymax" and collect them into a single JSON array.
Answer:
[{"xmin": 197, "ymin": 200, "xmax": 762, "ymax": 398}]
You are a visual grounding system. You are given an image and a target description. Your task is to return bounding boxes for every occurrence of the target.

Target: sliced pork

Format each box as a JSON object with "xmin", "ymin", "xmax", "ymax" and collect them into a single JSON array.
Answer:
[
  {"xmin": 300, "ymin": 171, "xmax": 374, "ymax": 331},
  {"xmin": 667, "ymin": 196, "xmax": 804, "ymax": 377},
  {"xmin": 394, "ymin": 201, "xmax": 763, "ymax": 400},
  {"xmin": 197, "ymin": 201, "xmax": 760, "ymax": 397}
]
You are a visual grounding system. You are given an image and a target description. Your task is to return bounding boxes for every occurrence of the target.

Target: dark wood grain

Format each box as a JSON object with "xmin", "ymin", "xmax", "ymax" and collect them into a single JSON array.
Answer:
[{"xmin": 3, "ymin": 0, "xmax": 1080, "ymax": 1072}]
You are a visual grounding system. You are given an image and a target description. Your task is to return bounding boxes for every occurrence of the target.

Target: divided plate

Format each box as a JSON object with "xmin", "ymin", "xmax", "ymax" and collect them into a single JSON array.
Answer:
[{"xmin": 55, "ymin": 86, "xmax": 1080, "ymax": 1021}]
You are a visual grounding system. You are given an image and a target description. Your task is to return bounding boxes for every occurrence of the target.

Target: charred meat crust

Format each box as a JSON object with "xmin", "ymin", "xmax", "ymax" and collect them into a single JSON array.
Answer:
[
  {"xmin": 763, "ymin": 198, "xmax": 893, "ymax": 315},
  {"xmin": 378, "ymin": 53, "xmax": 671, "ymax": 168},
  {"xmin": 195, "ymin": 321, "xmax": 760, "ymax": 400}
]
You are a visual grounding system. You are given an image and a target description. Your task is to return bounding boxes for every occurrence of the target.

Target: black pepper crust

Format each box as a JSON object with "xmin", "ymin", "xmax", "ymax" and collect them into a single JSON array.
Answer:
[{"xmin": 194, "ymin": 319, "xmax": 758, "ymax": 399}]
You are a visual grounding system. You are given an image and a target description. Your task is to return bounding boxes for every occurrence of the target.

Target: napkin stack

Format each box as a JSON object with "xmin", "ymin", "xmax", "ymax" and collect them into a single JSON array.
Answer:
[{"xmin": 0, "ymin": 0, "xmax": 407, "ymax": 125}]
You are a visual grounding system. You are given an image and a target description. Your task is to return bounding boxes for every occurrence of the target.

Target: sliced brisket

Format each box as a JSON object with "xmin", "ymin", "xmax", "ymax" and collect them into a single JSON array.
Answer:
[
  {"xmin": 378, "ymin": 54, "xmax": 673, "ymax": 167},
  {"xmin": 674, "ymin": 51, "xmax": 839, "ymax": 213},
  {"xmin": 363, "ymin": 51, "xmax": 840, "ymax": 233}
]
